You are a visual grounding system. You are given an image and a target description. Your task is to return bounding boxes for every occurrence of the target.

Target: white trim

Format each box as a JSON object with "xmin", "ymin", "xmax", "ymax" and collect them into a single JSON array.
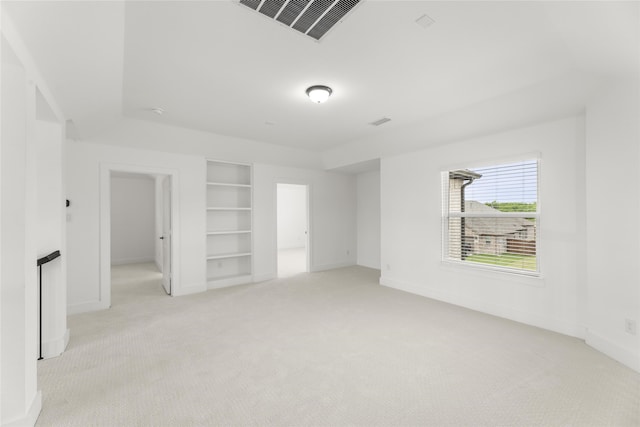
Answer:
[
  {"xmin": 207, "ymin": 275, "xmax": 253, "ymax": 290},
  {"xmin": 172, "ymin": 282, "xmax": 207, "ymax": 297},
  {"xmin": 3, "ymin": 391, "xmax": 42, "ymax": 427},
  {"xmin": 41, "ymin": 328, "xmax": 70, "ymax": 360},
  {"xmin": 586, "ymin": 329, "xmax": 640, "ymax": 373},
  {"xmin": 253, "ymin": 273, "xmax": 276, "ymax": 283},
  {"xmin": 99, "ymin": 163, "xmax": 181, "ymax": 308}
]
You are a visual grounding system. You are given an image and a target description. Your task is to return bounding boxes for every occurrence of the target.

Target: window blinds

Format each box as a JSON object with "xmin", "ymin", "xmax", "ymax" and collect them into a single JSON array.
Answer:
[{"xmin": 444, "ymin": 159, "xmax": 539, "ymax": 274}]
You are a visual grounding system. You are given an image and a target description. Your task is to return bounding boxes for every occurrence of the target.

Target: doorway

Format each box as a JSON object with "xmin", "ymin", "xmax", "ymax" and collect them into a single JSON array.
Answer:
[
  {"xmin": 276, "ymin": 183, "xmax": 309, "ymax": 277},
  {"xmin": 109, "ymin": 171, "xmax": 170, "ymax": 304},
  {"xmin": 100, "ymin": 164, "xmax": 178, "ymax": 310}
]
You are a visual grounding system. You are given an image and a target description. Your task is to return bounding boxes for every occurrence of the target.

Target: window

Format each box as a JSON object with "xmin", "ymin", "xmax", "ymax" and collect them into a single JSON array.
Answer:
[{"xmin": 442, "ymin": 159, "xmax": 539, "ymax": 275}]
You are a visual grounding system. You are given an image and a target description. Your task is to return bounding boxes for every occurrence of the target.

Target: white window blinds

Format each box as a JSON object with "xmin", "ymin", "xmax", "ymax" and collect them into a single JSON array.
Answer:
[{"xmin": 443, "ymin": 159, "xmax": 539, "ymax": 274}]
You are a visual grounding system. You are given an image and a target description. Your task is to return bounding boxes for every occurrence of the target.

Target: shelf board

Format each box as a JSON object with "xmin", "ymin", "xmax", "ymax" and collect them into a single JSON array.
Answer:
[
  {"xmin": 207, "ymin": 230, "xmax": 252, "ymax": 235},
  {"xmin": 206, "ymin": 182, "xmax": 251, "ymax": 188},
  {"xmin": 206, "ymin": 207, "xmax": 252, "ymax": 211},
  {"xmin": 207, "ymin": 252, "xmax": 252, "ymax": 260}
]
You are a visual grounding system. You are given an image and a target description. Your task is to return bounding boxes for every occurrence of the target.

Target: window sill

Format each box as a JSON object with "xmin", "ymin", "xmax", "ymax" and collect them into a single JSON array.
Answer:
[{"xmin": 440, "ymin": 260, "xmax": 545, "ymax": 288}]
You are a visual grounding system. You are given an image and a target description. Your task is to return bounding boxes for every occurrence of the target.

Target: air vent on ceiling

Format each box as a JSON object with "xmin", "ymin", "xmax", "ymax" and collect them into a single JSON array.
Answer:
[
  {"xmin": 239, "ymin": 0, "xmax": 361, "ymax": 41},
  {"xmin": 370, "ymin": 117, "xmax": 391, "ymax": 126}
]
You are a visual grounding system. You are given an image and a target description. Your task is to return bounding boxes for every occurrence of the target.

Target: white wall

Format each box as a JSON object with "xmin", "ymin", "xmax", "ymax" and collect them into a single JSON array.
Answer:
[
  {"xmin": 110, "ymin": 175, "xmax": 155, "ymax": 265},
  {"xmin": 277, "ymin": 184, "xmax": 307, "ymax": 250},
  {"xmin": 1, "ymin": 34, "xmax": 41, "ymax": 427},
  {"xmin": 585, "ymin": 76, "xmax": 640, "ymax": 371},
  {"xmin": 95, "ymin": 118, "xmax": 323, "ymax": 170},
  {"xmin": 65, "ymin": 140, "xmax": 206, "ymax": 313},
  {"xmin": 254, "ymin": 164, "xmax": 357, "ymax": 281},
  {"xmin": 380, "ymin": 117, "xmax": 586, "ymax": 339},
  {"xmin": 356, "ymin": 170, "xmax": 381, "ymax": 270},
  {"xmin": 35, "ymin": 120, "xmax": 68, "ymax": 359}
]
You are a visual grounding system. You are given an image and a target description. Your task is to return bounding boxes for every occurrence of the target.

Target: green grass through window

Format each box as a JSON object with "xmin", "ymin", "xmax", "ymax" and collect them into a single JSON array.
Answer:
[{"xmin": 465, "ymin": 253, "xmax": 537, "ymax": 271}]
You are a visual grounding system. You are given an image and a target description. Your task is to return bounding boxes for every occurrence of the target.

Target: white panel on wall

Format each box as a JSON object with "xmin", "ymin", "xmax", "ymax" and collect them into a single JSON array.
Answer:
[
  {"xmin": 110, "ymin": 174, "xmax": 155, "ymax": 265},
  {"xmin": 357, "ymin": 170, "xmax": 381, "ymax": 270}
]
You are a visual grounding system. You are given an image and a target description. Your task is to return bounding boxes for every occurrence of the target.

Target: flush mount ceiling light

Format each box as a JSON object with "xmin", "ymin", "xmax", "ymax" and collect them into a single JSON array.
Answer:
[{"xmin": 306, "ymin": 85, "xmax": 332, "ymax": 103}]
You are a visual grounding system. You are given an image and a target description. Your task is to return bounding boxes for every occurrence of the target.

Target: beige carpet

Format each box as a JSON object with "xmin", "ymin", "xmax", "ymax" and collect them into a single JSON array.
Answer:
[{"xmin": 36, "ymin": 263, "xmax": 640, "ymax": 426}]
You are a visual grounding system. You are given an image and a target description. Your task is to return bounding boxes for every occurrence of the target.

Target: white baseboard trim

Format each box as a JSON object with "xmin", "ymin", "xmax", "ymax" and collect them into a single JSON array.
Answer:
[
  {"xmin": 586, "ymin": 329, "xmax": 640, "ymax": 373},
  {"xmin": 3, "ymin": 390, "xmax": 41, "ymax": 427},
  {"xmin": 253, "ymin": 273, "xmax": 276, "ymax": 283},
  {"xmin": 172, "ymin": 282, "xmax": 206, "ymax": 297},
  {"xmin": 111, "ymin": 256, "xmax": 155, "ymax": 266},
  {"xmin": 311, "ymin": 261, "xmax": 355, "ymax": 272},
  {"xmin": 207, "ymin": 275, "xmax": 253, "ymax": 290},
  {"xmin": 67, "ymin": 300, "xmax": 109, "ymax": 315},
  {"xmin": 42, "ymin": 328, "xmax": 70, "ymax": 359},
  {"xmin": 380, "ymin": 276, "xmax": 585, "ymax": 339}
]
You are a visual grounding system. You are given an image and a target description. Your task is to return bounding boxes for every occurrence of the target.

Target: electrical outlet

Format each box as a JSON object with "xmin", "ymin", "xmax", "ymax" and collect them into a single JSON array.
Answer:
[
  {"xmin": 386, "ymin": 264, "xmax": 391, "ymax": 270},
  {"xmin": 346, "ymin": 250, "xmax": 350, "ymax": 255},
  {"xmin": 217, "ymin": 261, "xmax": 223, "ymax": 268},
  {"xmin": 625, "ymin": 319, "xmax": 637, "ymax": 335}
]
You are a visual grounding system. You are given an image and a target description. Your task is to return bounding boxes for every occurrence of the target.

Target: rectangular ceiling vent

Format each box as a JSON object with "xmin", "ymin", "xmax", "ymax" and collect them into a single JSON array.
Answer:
[
  {"xmin": 239, "ymin": 0, "xmax": 361, "ymax": 41},
  {"xmin": 370, "ymin": 117, "xmax": 391, "ymax": 126}
]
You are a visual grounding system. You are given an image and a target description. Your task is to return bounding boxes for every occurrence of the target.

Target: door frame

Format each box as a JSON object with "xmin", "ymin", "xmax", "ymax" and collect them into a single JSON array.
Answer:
[
  {"xmin": 275, "ymin": 180, "xmax": 312, "ymax": 276},
  {"xmin": 161, "ymin": 175, "xmax": 172, "ymax": 295},
  {"xmin": 99, "ymin": 163, "xmax": 180, "ymax": 308}
]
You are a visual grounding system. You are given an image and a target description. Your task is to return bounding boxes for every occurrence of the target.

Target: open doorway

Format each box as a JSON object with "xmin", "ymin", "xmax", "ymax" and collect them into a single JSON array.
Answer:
[
  {"xmin": 110, "ymin": 172, "xmax": 170, "ymax": 305},
  {"xmin": 100, "ymin": 164, "xmax": 177, "ymax": 310},
  {"xmin": 277, "ymin": 183, "xmax": 309, "ymax": 277}
]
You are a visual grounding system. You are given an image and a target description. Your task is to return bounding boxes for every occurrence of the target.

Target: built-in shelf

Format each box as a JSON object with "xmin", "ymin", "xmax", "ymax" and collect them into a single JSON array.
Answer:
[
  {"xmin": 207, "ymin": 230, "xmax": 252, "ymax": 235},
  {"xmin": 207, "ymin": 182, "xmax": 251, "ymax": 188},
  {"xmin": 206, "ymin": 252, "xmax": 252, "ymax": 260},
  {"xmin": 206, "ymin": 159, "xmax": 253, "ymax": 290}
]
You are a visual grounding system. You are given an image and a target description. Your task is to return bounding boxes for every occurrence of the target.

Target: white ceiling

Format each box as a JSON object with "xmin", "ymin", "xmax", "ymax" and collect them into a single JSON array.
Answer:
[{"xmin": 3, "ymin": 1, "xmax": 639, "ymax": 153}]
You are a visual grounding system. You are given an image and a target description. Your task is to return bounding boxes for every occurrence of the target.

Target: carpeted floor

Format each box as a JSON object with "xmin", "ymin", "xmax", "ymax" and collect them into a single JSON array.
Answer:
[{"xmin": 36, "ymin": 263, "xmax": 640, "ymax": 426}]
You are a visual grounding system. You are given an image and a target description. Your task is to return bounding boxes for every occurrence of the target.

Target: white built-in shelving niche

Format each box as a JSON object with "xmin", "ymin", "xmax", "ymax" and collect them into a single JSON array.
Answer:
[{"xmin": 206, "ymin": 160, "xmax": 253, "ymax": 289}]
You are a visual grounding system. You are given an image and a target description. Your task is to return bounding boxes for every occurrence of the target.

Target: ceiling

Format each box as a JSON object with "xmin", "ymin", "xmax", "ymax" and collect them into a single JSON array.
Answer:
[{"xmin": 3, "ymin": 1, "xmax": 639, "ymax": 153}]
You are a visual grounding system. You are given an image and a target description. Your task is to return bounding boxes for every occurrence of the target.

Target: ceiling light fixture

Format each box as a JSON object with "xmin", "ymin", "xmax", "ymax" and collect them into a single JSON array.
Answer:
[
  {"xmin": 151, "ymin": 107, "xmax": 165, "ymax": 115},
  {"xmin": 306, "ymin": 85, "xmax": 332, "ymax": 104}
]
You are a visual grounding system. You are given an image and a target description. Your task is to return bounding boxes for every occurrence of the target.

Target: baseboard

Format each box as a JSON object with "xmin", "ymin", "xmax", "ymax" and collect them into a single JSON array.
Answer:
[
  {"xmin": 67, "ymin": 300, "xmax": 109, "ymax": 315},
  {"xmin": 253, "ymin": 273, "xmax": 276, "ymax": 283},
  {"xmin": 3, "ymin": 390, "xmax": 41, "ymax": 427},
  {"xmin": 172, "ymin": 282, "xmax": 206, "ymax": 297},
  {"xmin": 42, "ymin": 328, "xmax": 70, "ymax": 359},
  {"xmin": 311, "ymin": 261, "xmax": 355, "ymax": 272},
  {"xmin": 380, "ymin": 276, "xmax": 585, "ymax": 339},
  {"xmin": 207, "ymin": 275, "xmax": 253, "ymax": 290},
  {"xmin": 111, "ymin": 256, "xmax": 155, "ymax": 266},
  {"xmin": 586, "ymin": 329, "xmax": 640, "ymax": 373}
]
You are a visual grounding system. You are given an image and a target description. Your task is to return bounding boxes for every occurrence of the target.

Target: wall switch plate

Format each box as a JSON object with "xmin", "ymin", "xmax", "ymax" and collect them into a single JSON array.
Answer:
[{"xmin": 624, "ymin": 319, "xmax": 637, "ymax": 335}]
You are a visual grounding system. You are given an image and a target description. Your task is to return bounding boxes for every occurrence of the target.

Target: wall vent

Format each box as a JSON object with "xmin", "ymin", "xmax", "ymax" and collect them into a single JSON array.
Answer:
[
  {"xmin": 239, "ymin": 0, "xmax": 361, "ymax": 41},
  {"xmin": 369, "ymin": 117, "xmax": 391, "ymax": 126}
]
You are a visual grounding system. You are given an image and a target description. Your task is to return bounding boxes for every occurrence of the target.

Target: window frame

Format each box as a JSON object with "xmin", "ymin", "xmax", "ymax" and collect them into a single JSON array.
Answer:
[{"xmin": 441, "ymin": 158, "xmax": 541, "ymax": 277}]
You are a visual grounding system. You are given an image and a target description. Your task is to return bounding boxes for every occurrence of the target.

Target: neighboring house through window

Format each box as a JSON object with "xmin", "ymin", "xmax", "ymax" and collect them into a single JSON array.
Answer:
[{"xmin": 442, "ymin": 159, "xmax": 539, "ymax": 274}]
